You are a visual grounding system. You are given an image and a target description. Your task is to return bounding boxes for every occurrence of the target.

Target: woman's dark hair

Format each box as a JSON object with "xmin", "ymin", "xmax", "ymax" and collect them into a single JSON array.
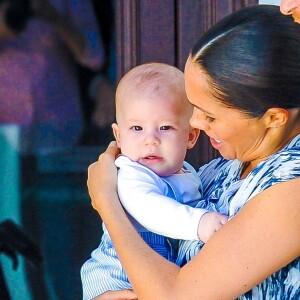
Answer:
[
  {"xmin": 1, "ymin": 0, "xmax": 31, "ymax": 33},
  {"xmin": 191, "ymin": 5, "xmax": 300, "ymax": 118}
]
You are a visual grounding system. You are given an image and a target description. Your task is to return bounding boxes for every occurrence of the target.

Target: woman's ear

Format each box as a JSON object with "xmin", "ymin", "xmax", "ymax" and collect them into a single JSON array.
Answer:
[
  {"xmin": 264, "ymin": 108, "xmax": 289, "ymax": 128},
  {"xmin": 112, "ymin": 123, "xmax": 121, "ymax": 148},
  {"xmin": 187, "ymin": 127, "xmax": 200, "ymax": 149}
]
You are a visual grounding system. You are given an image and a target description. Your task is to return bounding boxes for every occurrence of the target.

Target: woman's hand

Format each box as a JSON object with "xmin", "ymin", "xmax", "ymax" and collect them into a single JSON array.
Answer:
[
  {"xmin": 92, "ymin": 289, "xmax": 138, "ymax": 300},
  {"xmin": 87, "ymin": 141, "xmax": 120, "ymax": 213}
]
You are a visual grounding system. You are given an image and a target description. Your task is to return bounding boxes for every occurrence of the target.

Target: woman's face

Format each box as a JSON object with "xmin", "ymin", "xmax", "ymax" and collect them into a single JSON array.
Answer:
[
  {"xmin": 280, "ymin": 0, "xmax": 300, "ymax": 23},
  {"xmin": 184, "ymin": 58, "xmax": 268, "ymax": 162}
]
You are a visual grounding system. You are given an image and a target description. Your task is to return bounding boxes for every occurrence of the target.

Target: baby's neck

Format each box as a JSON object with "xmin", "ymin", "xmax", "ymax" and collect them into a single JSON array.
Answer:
[{"xmin": 176, "ymin": 168, "xmax": 185, "ymax": 174}]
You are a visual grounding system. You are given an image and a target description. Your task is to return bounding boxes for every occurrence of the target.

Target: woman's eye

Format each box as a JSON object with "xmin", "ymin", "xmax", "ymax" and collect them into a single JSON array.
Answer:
[
  {"xmin": 160, "ymin": 125, "xmax": 172, "ymax": 131},
  {"xmin": 204, "ymin": 115, "xmax": 215, "ymax": 123},
  {"xmin": 131, "ymin": 126, "xmax": 142, "ymax": 131}
]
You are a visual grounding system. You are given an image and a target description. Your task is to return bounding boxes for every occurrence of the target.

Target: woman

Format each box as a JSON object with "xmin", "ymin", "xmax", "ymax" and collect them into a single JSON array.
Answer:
[{"xmin": 87, "ymin": 5, "xmax": 300, "ymax": 300}]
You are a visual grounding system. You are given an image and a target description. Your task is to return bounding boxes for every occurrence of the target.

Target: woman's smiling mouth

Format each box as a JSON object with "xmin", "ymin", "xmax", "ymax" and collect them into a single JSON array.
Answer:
[{"xmin": 210, "ymin": 137, "xmax": 223, "ymax": 149}]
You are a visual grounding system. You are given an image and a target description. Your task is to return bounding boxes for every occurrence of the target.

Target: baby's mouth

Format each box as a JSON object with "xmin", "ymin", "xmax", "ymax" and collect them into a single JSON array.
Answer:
[
  {"xmin": 140, "ymin": 154, "xmax": 163, "ymax": 163},
  {"xmin": 144, "ymin": 155, "xmax": 160, "ymax": 160}
]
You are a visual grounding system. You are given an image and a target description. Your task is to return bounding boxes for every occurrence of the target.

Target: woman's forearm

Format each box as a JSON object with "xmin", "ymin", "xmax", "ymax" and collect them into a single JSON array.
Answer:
[{"xmin": 102, "ymin": 182, "xmax": 300, "ymax": 300}]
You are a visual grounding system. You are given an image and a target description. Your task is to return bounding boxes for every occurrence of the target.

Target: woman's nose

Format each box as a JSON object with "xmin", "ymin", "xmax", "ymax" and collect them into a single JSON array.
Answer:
[
  {"xmin": 189, "ymin": 113, "xmax": 210, "ymax": 131},
  {"xmin": 280, "ymin": 0, "xmax": 297, "ymax": 15}
]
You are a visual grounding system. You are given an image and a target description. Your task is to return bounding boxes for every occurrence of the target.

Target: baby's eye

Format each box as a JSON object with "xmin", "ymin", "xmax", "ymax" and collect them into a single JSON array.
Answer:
[
  {"xmin": 131, "ymin": 126, "xmax": 143, "ymax": 131},
  {"xmin": 160, "ymin": 125, "xmax": 172, "ymax": 131},
  {"xmin": 204, "ymin": 115, "xmax": 215, "ymax": 123}
]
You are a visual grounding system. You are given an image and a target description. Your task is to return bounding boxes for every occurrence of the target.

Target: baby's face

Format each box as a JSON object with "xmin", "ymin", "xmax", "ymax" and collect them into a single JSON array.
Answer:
[{"xmin": 113, "ymin": 87, "xmax": 196, "ymax": 177}]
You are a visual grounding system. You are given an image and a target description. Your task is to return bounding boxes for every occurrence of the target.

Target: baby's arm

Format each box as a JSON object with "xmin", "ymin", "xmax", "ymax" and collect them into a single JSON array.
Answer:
[{"xmin": 117, "ymin": 157, "xmax": 225, "ymax": 241}]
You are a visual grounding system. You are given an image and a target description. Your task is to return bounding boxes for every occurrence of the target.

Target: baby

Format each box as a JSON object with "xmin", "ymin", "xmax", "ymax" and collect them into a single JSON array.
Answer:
[{"xmin": 81, "ymin": 62, "xmax": 228, "ymax": 299}]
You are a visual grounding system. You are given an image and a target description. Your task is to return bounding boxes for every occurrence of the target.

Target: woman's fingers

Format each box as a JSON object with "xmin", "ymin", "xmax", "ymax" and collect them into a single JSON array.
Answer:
[
  {"xmin": 87, "ymin": 141, "xmax": 120, "ymax": 212},
  {"xmin": 100, "ymin": 141, "xmax": 119, "ymax": 159}
]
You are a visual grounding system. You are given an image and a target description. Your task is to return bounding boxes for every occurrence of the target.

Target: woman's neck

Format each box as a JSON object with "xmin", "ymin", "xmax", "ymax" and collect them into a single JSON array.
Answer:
[
  {"xmin": 240, "ymin": 161, "xmax": 252, "ymax": 179},
  {"xmin": 240, "ymin": 130, "xmax": 300, "ymax": 179}
]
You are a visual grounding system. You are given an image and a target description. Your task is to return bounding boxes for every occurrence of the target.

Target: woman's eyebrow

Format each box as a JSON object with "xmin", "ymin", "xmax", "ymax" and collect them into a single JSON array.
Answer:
[{"xmin": 194, "ymin": 104, "xmax": 214, "ymax": 115}]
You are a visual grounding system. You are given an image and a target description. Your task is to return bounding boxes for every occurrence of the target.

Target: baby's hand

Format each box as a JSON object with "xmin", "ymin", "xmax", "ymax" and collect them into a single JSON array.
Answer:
[{"xmin": 197, "ymin": 212, "xmax": 228, "ymax": 243}]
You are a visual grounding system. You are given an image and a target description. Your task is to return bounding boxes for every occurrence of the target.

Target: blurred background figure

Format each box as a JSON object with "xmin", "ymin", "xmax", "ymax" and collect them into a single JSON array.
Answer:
[
  {"xmin": 0, "ymin": 1, "xmax": 35, "ymax": 299},
  {"xmin": 21, "ymin": 0, "xmax": 104, "ymax": 156},
  {"xmin": 22, "ymin": 1, "xmax": 106, "ymax": 299},
  {"xmin": 0, "ymin": 0, "xmax": 106, "ymax": 299},
  {"xmin": 79, "ymin": 0, "xmax": 116, "ymax": 147}
]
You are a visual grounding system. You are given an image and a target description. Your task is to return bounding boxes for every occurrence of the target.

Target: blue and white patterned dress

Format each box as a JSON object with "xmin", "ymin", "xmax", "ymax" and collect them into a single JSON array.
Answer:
[{"xmin": 177, "ymin": 134, "xmax": 300, "ymax": 299}]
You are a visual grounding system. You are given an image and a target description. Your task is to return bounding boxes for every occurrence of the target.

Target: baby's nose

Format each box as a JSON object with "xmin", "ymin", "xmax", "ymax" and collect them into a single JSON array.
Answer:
[{"xmin": 145, "ymin": 132, "xmax": 160, "ymax": 145}]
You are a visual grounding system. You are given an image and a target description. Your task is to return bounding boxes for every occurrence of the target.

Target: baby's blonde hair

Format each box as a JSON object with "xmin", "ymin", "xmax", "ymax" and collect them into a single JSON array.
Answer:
[{"xmin": 115, "ymin": 62, "xmax": 190, "ymax": 120}]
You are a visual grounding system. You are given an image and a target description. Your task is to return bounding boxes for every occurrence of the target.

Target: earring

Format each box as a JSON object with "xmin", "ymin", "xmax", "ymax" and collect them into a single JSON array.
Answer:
[{"xmin": 273, "ymin": 125, "xmax": 278, "ymax": 129}]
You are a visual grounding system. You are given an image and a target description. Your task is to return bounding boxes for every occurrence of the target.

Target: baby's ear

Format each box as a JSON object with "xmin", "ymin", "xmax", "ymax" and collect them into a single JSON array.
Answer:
[
  {"xmin": 112, "ymin": 123, "xmax": 121, "ymax": 148},
  {"xmin": 187, "ymin": 127, "xmax": 200, "ymax": 149}
]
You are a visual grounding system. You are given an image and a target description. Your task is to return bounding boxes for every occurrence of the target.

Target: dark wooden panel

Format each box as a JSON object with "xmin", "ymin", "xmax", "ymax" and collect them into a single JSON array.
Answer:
[
  {"xmin": 116, "ymin": 0, "xmax": 139, "ymax": 79},
  {"xmin": 116, "ymin": 0, "xmax": 175, "ymax": 80},
  {"xmin": 139, "ymin": 1, "xmax": 175, "ymax": 64}
]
